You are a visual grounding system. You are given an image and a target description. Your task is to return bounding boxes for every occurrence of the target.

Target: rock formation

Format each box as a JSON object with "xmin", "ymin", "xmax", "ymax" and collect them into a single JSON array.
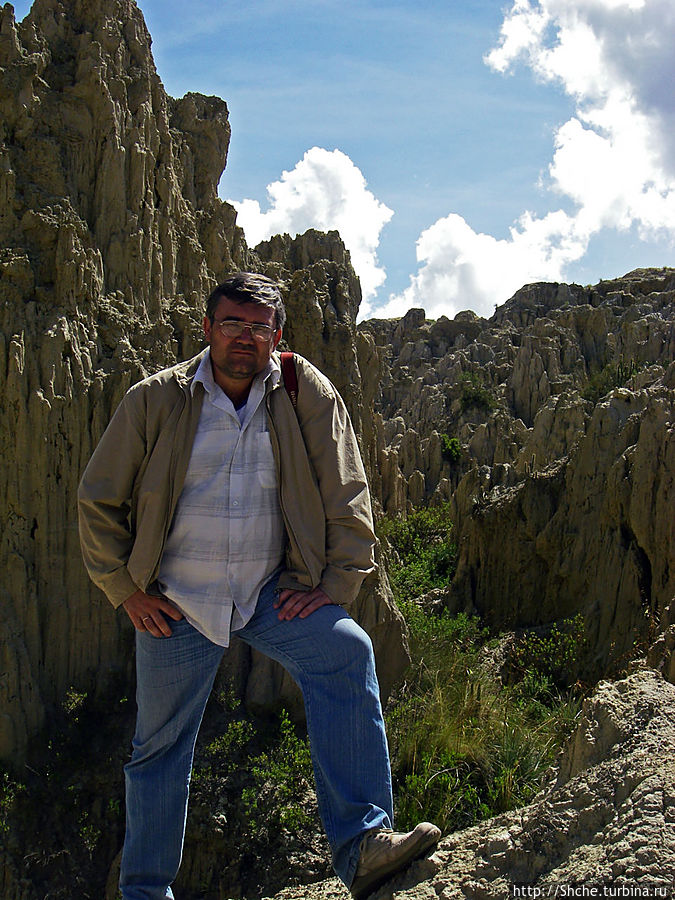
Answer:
[
  {"xmin": 0, "ymin": 0, "xmax": 405, "ymax": 765},
  {"xmin": 266, "ymin": 667, "xmax": 675, "ymax": 899},
  {"xmin": 362, "ymin": 269, "xmax": 675, "ymax": 678}
]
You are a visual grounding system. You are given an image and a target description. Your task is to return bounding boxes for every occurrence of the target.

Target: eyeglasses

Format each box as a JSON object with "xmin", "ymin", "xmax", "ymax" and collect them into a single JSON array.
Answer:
[{"xmin": 216, "ymin": 319, "xmax": 277, "ymax": 342}]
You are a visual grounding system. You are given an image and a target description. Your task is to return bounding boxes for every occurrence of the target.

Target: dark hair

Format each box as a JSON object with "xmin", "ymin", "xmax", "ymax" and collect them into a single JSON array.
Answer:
[{"xmin": 206, "ymin": 272, "xmax": 286, "ymax": 330}]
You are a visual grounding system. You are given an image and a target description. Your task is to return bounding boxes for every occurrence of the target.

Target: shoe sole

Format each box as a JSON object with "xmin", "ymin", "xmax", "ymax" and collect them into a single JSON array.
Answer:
[{"xmin": 350, "ymin": 826, "xmax": 441, "ymax": 900}]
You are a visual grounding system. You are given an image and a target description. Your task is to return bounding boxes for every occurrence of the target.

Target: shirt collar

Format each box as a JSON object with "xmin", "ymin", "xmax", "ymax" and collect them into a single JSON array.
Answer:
[{"xmin": 191, "ymin": 350, "xmax": 281, "ymax": 397}]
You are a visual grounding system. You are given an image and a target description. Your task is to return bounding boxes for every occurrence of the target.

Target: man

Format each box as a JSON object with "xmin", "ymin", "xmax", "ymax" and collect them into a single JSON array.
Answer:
[{"xmin": 78, "ymin": 273, "xmax": 440, "ymax": 900}]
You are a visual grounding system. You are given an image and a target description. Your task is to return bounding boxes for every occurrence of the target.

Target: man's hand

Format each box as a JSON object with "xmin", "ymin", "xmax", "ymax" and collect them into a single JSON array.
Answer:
[
  {"xmin": 123, "ymin": 589, "xmax": 184, "ymax": 637},
  {"xmin": 274, "ymin": 586, "xmax": 335, "ymax": 620}
]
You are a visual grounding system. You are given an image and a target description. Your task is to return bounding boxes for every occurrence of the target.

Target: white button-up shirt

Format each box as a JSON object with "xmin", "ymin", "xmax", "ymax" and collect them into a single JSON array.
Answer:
[{"xmin": 158, "ymin": 351, "xmax": 285, "ymax": 646}]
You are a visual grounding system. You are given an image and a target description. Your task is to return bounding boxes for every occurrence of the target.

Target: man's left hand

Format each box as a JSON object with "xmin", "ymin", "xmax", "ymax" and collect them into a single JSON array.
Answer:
[{"xmin": 274, "ymin": 586, "xmax": 335, "ymax": 620}]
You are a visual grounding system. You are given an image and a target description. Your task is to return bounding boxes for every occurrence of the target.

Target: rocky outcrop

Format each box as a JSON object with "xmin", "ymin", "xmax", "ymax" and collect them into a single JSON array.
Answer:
[
  {"xmin": 2, "ymin": 0, "xmax": 235, "ymax": 762},
  {"xmin": 266, "ymin": 668, "xmax": 675, "ymax": 899},
  {"xmin": 0, "ymin": 0, "xmax": 405, "ymax": 764},
  {"xmin": 362, "ymin": 269, "xmax": 675, "ymax": 677},
  {"xmin": 450, "ymin": 366, "xmax": 675, "ymax": 677},
  {"xmin": 256, "ymin": 229, "xmax": 366, "ymax": 445}
]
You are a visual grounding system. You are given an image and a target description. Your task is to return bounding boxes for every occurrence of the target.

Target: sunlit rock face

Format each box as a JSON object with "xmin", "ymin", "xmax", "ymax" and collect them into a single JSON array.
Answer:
[
  {"xmin": 362, "ymin": 268, "xmax": 675, "ymax": 677},
  {"xmin": 0, "ymin": 0, "xmax": 405, "ymax": 763}
]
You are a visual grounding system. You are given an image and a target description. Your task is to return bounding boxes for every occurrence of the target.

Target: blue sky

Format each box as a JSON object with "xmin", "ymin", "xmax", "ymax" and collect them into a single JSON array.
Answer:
[{"xmin": 11, "ymin": 0, "xmax": 675, "ymax": 319}]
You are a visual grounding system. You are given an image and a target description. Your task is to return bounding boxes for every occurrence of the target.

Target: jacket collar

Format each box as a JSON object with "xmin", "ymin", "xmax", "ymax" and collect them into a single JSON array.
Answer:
[
  {"xmin": 173, "ymin": 348, "xmax": 209, "ymax": 388},
  {"xmin": 172, "ymin": 347, "xmax": 283, "ymax": 395}
]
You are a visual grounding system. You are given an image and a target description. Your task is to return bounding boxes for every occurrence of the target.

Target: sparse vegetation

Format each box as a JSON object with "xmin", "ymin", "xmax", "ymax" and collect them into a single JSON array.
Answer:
[
  {"xmin": 184, "ymin": 700, "xmax": 327, "ymax": 896},
  {"xmin": 1, "ymin": 683, "xmax": 326, "ymax": 900},
  {"xmin": 376, "ymin": 502, "xmax": 457, "ymax": 603},
  {"xmin": 458, "ymin": 371, "xmax": 497, "ymax": 412},
  {"xmin": 0, "ymin": 682, "xmax": 130, "ymax": 898},
  {"xmin": 385, "ymin": 601, "xmax": 583, "ymax": 833},
  {"xmin": 379, "ymin": 504, "xmax": 585, "ymax": 834},
  {"xmin": 0, "ymin": 770, "xmax": 25, "ymax": 836},
  {"xmin": 440, "ymin": 433, "xmax": 462, "ymax": 463},
  {"xmin": 581, "ymin": 356, "xmax": 640, "ymax": 403}
]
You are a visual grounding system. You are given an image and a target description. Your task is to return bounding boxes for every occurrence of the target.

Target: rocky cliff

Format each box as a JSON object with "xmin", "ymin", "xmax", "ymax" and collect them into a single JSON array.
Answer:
[
  {"xmin": 1, "ymin": 0, "xmax": 239, "ymax": 763},
  {"xmin": 0, "ymin": 0, "xmax": 405, "ymax": 765},
  {"xmin": 362, "ymin": 269, "xmax": 675, "ymax": 678}
]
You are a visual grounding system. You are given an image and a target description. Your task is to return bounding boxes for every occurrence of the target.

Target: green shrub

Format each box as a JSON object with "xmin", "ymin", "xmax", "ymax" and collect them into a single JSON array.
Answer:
[
  {"xmin": 204, "ymin": 719, "xmax": 255, "ymax": 772},
  {"xmin": 581, "ymin": 356, "xmax": 640, "ymax": 403},
  {"xmin": 376, "ymin": 502, "xmax": 457, "ymax": 603},
  {"xmin": 402, "ymin": 608, "xmax": 488, "ymax": 670},
  {"xmin": 511, "ymin": 614, "xmax": 587, "ymax": 690},
  {"xmin": 440, "ymin": 434, "xmax": 462, "ymax": 463},
  {"xmin": 241, "ymin": 710, "xmax": 314, "ymax": 838},
  {"xmin": 458, "ymin": 372, "xmax": 496, "ymax": 412}
]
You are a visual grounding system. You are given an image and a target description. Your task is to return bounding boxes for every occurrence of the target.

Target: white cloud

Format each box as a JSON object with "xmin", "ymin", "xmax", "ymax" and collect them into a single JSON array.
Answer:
[
  {"xmin": 374, "ymin": 209, "xmax": 588, "ymax": 320},
  {"xmin": 228, "ymin": 147, "xmax": 393, "ymax": 303},
  {"xmin": 384, "ymin": 0, "xmax": 675, "ymax": 318}
]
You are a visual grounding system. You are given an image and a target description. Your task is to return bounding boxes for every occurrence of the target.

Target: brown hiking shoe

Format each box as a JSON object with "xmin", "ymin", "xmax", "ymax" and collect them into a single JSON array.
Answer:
[{"xmin": 350, "ymin": 822, "xmax": 441, "ymax": 899}]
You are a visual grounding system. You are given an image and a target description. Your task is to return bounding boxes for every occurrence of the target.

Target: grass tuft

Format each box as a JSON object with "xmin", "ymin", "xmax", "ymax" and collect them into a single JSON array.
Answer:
[{"xmin": 378, "ymin": 503, "xmax": 585, "ymax": 833}]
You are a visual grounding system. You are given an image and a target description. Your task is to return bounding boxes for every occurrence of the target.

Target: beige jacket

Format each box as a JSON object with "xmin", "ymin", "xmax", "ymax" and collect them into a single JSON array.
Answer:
[{"xmin": 78, "ymin": 349, "xmax": 376, "ymax": 609}]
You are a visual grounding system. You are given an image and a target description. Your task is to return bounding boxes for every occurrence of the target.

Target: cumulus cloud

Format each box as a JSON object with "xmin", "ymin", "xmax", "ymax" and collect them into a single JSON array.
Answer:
[
  {"xmin": 385, "ymin": 0, "xmax": 675, "ymax": 318},
  {"xmin": 374, "ymin": 209, "xmax": 588, "ymax": 320},
  {"xmin": 228, "ymin": 147, "xmax": 393, "ymax": 303}
]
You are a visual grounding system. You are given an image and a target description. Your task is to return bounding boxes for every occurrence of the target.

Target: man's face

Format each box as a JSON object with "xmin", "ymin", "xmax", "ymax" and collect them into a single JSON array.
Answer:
[{"xmin": 203, "ymin": 297, "xmax": 281, "ymax": 386}]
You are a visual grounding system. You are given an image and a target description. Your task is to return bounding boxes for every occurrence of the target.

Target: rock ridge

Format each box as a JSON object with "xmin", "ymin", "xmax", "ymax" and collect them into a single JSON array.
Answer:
[
  {"xmin": 361, "ymin": 268, "xmax": 675, "ymax": 676},
  {"xmin": 0, "ymin": 0, "xmax": 405, "ymax": 765}
]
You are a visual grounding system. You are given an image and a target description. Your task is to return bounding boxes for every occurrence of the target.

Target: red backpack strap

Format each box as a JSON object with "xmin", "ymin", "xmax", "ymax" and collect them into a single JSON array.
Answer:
[{"xmin": 280, "ymin": 351, "xmax": 298, "ymax": 411}]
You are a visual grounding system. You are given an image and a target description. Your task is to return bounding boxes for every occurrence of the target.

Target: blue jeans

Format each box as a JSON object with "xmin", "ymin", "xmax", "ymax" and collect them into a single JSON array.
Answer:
[{"xmin": 119, "ymin": 578, "xmax": 394, "ymax": 899}]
